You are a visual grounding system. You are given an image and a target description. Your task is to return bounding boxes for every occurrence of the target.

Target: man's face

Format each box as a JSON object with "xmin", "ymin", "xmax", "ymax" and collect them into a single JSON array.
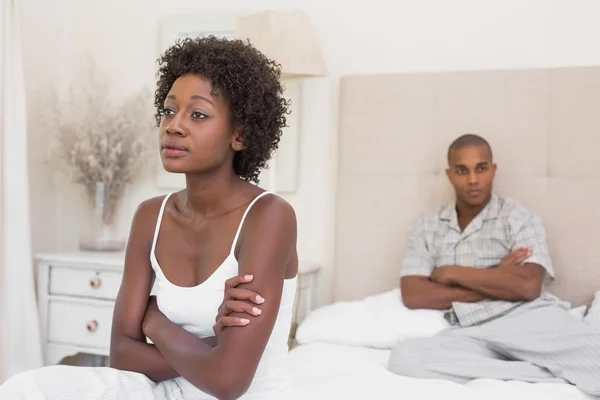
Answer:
[{"xmin": 446, "ymin": 145, "xmax": 496, "ymax": 208}]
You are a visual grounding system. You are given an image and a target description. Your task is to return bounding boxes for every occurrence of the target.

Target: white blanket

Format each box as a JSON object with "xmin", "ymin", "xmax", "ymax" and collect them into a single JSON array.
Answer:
[{"xmin": 287, "ymin": 343, "xmax": 594, "ymax": 400}]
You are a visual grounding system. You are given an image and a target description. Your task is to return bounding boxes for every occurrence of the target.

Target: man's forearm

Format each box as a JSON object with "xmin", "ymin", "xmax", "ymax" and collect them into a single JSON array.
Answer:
[
  {"xmin": 401, "ymin": 277, "xmax": 487, "ymax": 310},
  {"xmin": 451, "ymin": 266, "xmax": 538, "ymax": 301}
]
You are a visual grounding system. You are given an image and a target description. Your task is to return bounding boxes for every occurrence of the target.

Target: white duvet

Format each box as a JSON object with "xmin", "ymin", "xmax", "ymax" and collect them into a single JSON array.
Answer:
[{"xmin": 287, "ymin": 289, "xmax": 594, "ymax": 400}]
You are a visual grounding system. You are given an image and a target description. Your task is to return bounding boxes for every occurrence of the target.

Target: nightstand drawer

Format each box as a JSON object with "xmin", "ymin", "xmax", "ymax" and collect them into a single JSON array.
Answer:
[
  {"xmin": 47, "ymin": 300, "xmax": 113, "ymax": 349},
  {"xmin": 49, "ymin": 265, "xmax": 122, "ymax": 300}
]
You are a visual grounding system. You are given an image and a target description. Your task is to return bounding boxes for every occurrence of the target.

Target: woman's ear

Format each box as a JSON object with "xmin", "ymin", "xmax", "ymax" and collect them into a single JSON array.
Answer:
[{"xmin": 231, "ymin": 126, "xmax": 247, "ymax": 151}]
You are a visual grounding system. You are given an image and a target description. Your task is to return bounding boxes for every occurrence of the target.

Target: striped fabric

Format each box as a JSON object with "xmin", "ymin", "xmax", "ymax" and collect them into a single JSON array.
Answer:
[
  {"xmin": 388, "ymin": 301, "xmax": 600, "ymax": 397},
  {"xmin": 400, "ymin": 193, "xmax": 570, "ymax": 326}
]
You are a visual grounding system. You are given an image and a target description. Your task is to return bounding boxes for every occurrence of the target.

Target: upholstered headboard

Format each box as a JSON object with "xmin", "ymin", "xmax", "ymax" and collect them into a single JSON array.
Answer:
[{"xmin": 333, "ymin": 67, "xmax": 600, "ymax": 307}]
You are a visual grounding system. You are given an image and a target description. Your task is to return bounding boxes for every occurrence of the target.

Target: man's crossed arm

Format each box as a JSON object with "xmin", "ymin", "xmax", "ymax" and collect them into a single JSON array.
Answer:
[{"xmin": 401, "ymin": 247, "xmax": 546, "ymax": 310}]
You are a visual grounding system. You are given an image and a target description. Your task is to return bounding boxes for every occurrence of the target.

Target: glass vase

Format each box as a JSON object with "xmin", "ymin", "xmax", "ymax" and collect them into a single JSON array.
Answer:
[{"xmin": 79, "ymin": 181, "xmax": 125, "ymax": 252}]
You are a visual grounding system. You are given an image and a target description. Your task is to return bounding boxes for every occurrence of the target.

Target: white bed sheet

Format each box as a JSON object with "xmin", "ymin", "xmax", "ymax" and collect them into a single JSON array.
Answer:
[{"xmin": 287, "ymin": 343, "xmax": 594, "ymax": 400}]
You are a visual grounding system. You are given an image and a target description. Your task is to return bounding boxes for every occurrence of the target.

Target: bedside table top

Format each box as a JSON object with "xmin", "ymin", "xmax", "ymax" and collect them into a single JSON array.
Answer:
[{"xmin": 36, "ymin": 251, "xmax": 126, "ymax": 269}]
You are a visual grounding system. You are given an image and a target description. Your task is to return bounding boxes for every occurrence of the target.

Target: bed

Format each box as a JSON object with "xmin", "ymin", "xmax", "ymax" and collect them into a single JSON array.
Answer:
[{"xmin": 287, "ymin": 67, "xmax": 600, "ymax": 399}]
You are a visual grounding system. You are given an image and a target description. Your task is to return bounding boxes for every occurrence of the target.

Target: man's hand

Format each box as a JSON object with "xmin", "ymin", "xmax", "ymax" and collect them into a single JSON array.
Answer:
[
  {"xmin": 431, "ymin": 248, "xmax": 532, "ymax": 287},
  {"xmin": 430, "ymin": 265, "xmax": 461, "ymax": 286},
  {"xmin": 213, "ymin": 274, "xmax": 265, "ymax": 337},
  {"xmin": 430, "ymin": 247, "xmax": 543, "ymax": 302},
  {"xmin": 498, "ymin": 247, "xmax": 532, "ymax": 269}
]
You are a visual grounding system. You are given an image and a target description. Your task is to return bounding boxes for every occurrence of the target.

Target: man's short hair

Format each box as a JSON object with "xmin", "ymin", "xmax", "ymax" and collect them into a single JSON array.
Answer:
[{"xmin": 447, "ymin": 134, "xmax": 493, "ymax": 164}]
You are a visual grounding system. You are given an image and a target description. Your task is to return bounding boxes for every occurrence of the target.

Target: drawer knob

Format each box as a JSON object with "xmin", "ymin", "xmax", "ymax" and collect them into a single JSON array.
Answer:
[
  {"xmin": 86, "ymin": 320, "xmax": 98, "ymax": 333},
  {"xmin": 90, "ymin": 277, "xmax": 102, "ymax": 289}
]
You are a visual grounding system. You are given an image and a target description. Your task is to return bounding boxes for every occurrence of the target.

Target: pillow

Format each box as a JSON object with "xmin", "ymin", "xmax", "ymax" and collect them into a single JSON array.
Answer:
[
  {"xmin": 294, "ymin": 289, "xmax": 450, "ymax": 349},
  {"xmin": 584, "ymin": 290, "xmax": 600, "ymax": 330},
  {"xmin": 294, "ymin": 289, "xmax": 590, "ymax": 350}
]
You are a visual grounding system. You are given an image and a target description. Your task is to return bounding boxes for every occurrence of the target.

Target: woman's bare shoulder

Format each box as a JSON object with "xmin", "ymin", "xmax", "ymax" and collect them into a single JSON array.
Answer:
[
  {"xmin": 251, "ymin": 193, "xmax": 296, "ymax": 220},
  {"xmin": 240, "ymin": 193, "xmax": 297, "ymax": 251},
  {"xmin": 129, "ymin": 194, "xmax": 174, "ymax": 238}
]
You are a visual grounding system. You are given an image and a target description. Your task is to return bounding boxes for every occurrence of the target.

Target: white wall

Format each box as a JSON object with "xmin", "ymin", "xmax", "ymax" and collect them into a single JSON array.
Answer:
[{"xmin": 18, "ymin": 0, "xmax": 600, "ymax": 306}]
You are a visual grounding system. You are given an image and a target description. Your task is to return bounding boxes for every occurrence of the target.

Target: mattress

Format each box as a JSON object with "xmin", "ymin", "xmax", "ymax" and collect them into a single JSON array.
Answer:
[{"xmin": 287, "ymin": 342, "xmax": 593, "ymax": 400}]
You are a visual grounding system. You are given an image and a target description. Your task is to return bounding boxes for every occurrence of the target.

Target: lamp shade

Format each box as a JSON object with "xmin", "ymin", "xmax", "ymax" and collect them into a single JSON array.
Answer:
[{"xmin": 234, "ymin": 11, "xmax": 328, "ymax": 78}]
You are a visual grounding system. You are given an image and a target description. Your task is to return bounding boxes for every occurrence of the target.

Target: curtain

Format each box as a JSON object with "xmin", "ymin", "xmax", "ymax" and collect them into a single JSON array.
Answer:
[{"xmin": 0, "ymin": 0, "xmax": 44, "ymax": 382}]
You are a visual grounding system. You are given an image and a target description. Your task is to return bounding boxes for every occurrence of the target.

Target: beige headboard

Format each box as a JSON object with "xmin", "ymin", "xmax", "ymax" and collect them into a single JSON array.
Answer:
[{"xmin": 333, "ymin": 66, "xmax": 600, "ymax": 307}]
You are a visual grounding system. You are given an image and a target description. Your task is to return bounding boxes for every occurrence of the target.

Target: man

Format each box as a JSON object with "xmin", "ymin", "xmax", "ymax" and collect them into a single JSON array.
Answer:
[{"xmin": 388, "ymin": 134, "xmax": 600, "ymax": 398}]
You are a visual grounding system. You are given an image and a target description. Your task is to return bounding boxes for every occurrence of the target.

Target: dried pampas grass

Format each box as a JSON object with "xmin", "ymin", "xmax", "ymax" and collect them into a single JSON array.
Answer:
[{"xmin": 43, "ymin": 65, "xmax": 156, "ymax": 226}]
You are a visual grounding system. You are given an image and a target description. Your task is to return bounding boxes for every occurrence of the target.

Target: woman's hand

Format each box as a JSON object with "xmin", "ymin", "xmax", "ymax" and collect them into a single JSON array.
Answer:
[{"xmin": 213, "ymin": 274, "xmax": 265, "ymax": 336}]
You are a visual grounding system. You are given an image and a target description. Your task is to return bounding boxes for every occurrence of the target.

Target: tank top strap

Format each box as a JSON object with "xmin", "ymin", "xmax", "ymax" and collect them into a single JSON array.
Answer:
[
  {"xmin": 230, "ymin": 191, "xmax": 273, "ymax": 254},
  {"xmin": 151, "ymin": 193, "xmax": 175, "ymax": 256}
]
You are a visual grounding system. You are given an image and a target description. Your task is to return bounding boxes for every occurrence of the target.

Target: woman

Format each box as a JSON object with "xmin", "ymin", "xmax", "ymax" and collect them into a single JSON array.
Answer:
[{"xmin": 0, "ymin": 36, "xmax": 297, "ymax": 400}]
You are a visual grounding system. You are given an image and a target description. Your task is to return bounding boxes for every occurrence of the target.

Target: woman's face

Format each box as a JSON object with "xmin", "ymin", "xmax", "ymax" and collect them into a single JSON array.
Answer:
[{"xmin": 158, "ymin": 73, "xmax": 245, "ymax": 175}]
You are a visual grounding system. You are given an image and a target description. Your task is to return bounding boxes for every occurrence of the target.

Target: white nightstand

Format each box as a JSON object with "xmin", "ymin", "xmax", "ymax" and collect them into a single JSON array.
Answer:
[
  {"xmin": 36, "ymin": 252, "xmax": 321, "ymax": 365},
  {"xmin": 36, "ymin": 252, "xmax": 125, "ymax": 365}
]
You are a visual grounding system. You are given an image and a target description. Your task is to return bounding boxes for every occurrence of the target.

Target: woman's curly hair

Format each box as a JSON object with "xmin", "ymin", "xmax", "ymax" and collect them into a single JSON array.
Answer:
[{"xmin": 154, "ymin": 36, "xmax": 289, "ymax": 183}]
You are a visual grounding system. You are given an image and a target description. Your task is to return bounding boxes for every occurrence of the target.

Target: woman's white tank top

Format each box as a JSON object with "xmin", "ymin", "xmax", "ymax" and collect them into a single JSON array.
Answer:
[{"xmin": 149, "ymin": 191, "xmax": 297, "ymax": 399}]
